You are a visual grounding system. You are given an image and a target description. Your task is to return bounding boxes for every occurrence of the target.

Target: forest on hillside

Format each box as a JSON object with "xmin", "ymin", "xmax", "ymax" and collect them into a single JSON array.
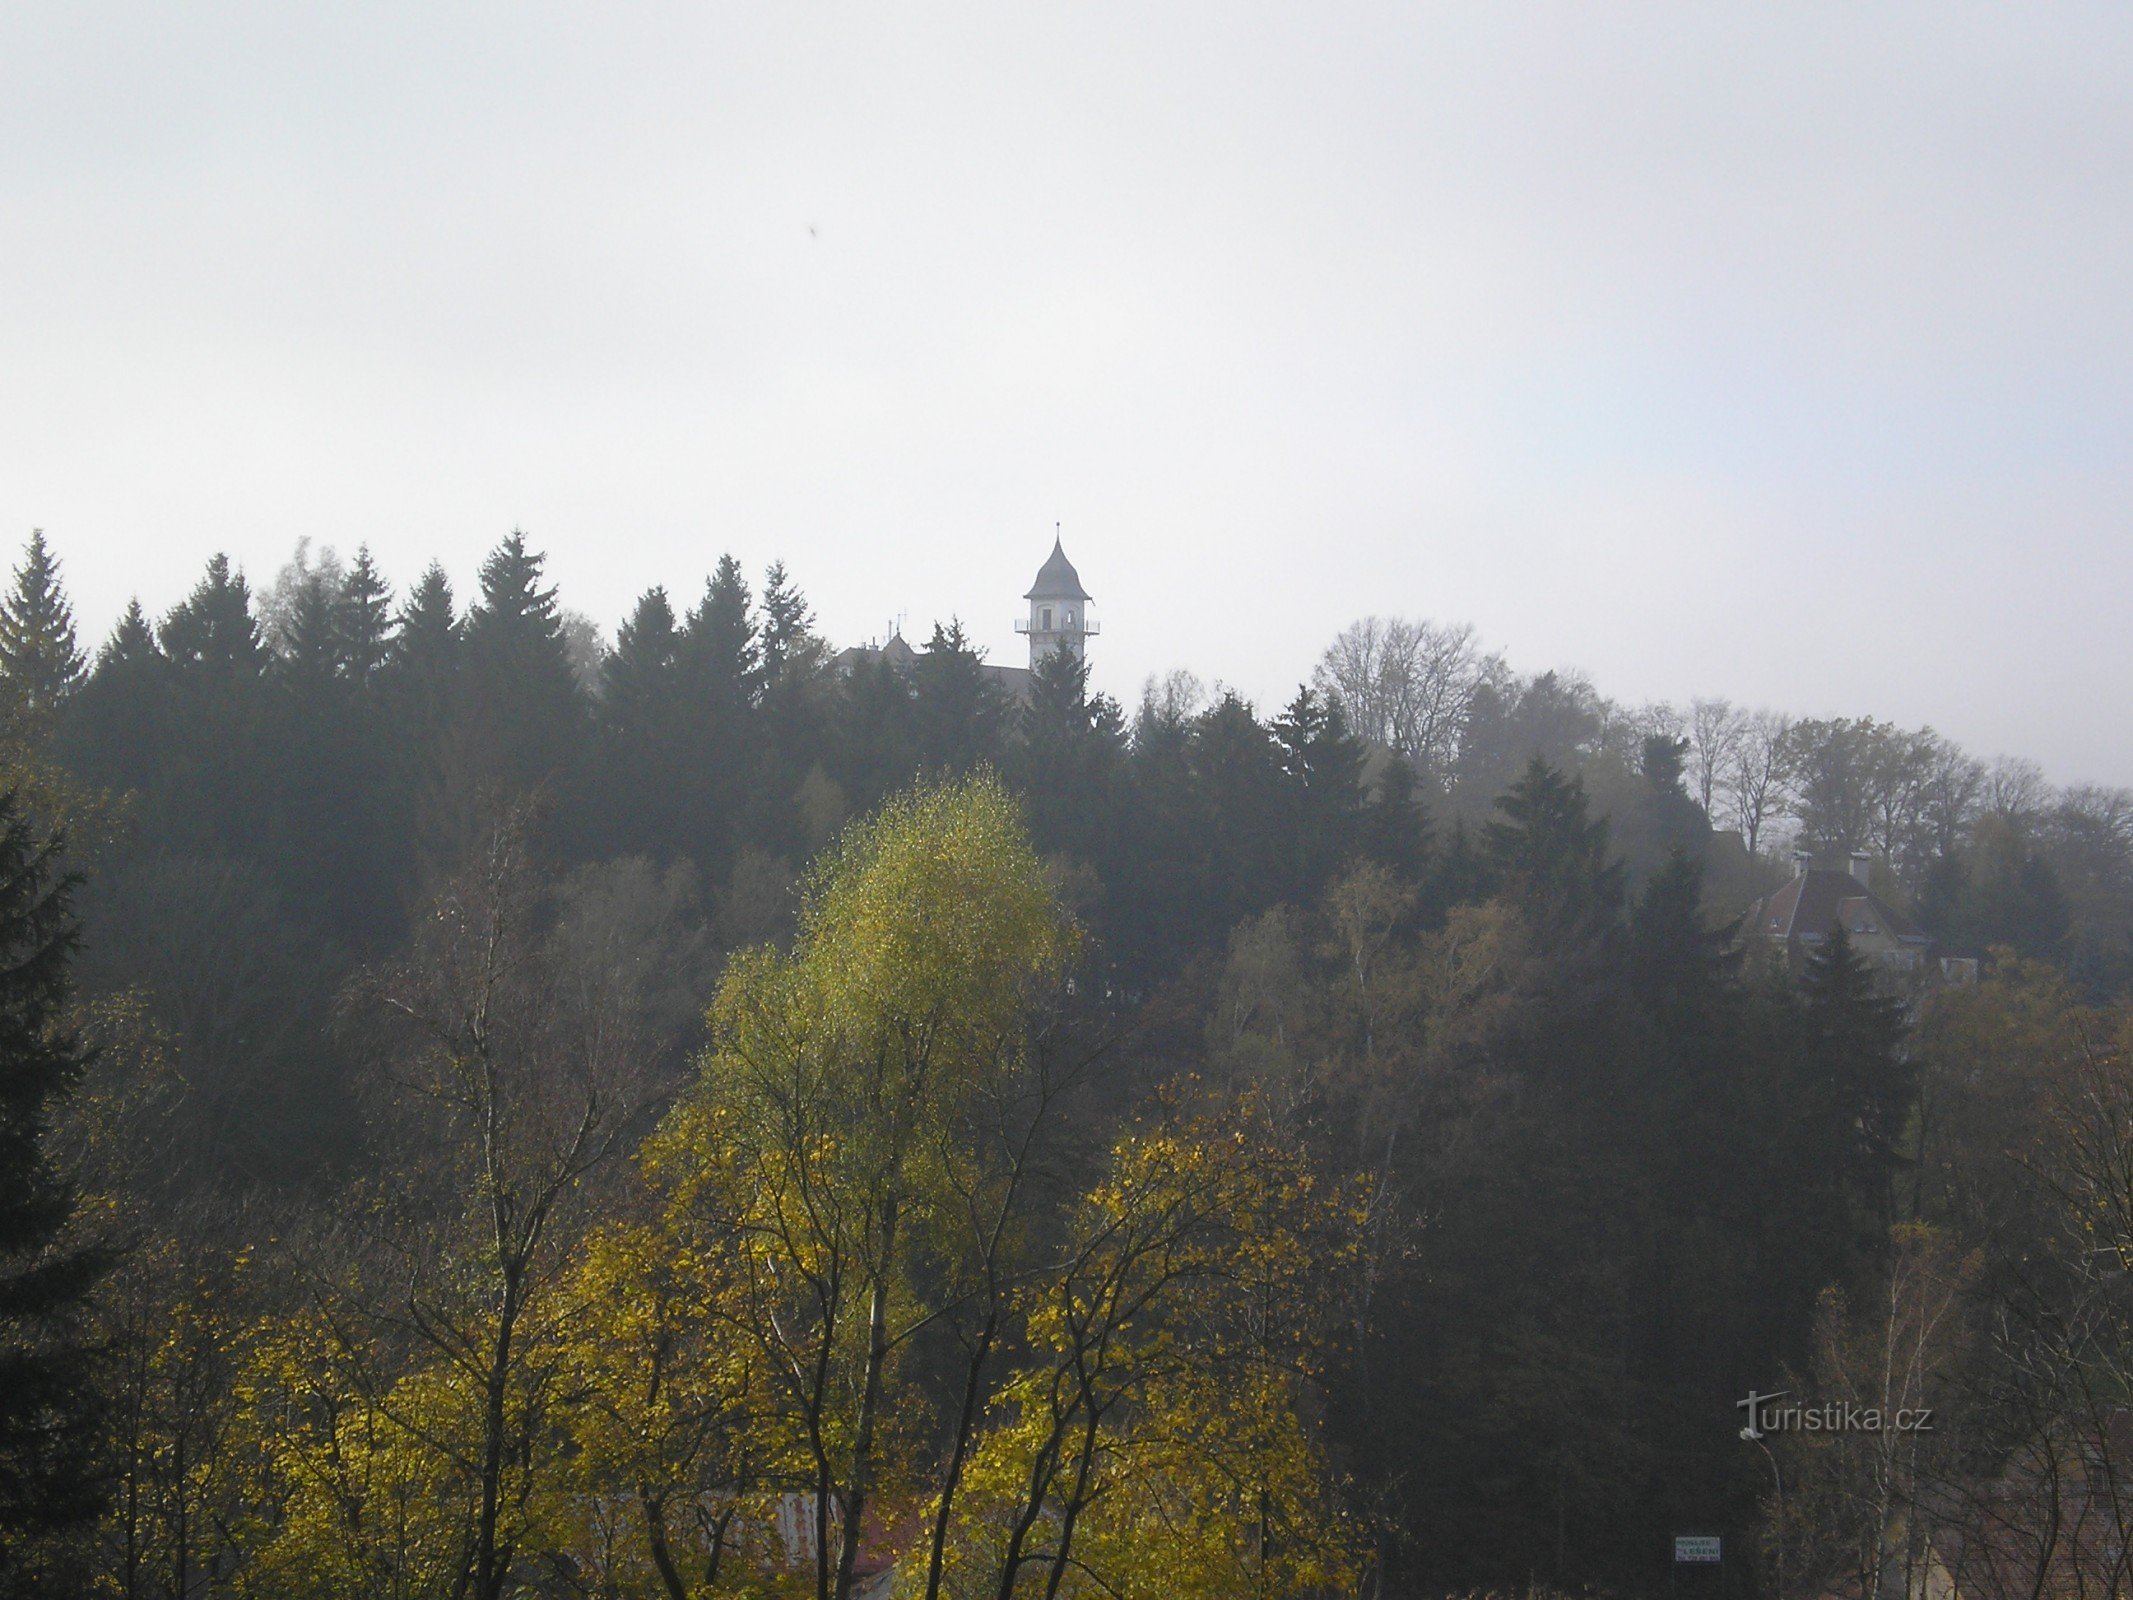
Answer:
[{"xmin": 4, "ymin": 528, "xmax": 2133, "ymax": 1600}]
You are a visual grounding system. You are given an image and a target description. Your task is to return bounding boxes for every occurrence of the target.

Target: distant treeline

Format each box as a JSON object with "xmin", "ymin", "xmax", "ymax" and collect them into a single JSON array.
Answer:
[{"xmin": 45, "ymin": 533, "xmax": 2133, "ymax": 976}]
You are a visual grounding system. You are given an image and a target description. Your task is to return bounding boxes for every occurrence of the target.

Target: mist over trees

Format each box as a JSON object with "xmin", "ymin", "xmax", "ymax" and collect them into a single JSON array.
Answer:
[{"xmin": 4, "ymin": 529, "xmax": 2133, "ymax": 1599}]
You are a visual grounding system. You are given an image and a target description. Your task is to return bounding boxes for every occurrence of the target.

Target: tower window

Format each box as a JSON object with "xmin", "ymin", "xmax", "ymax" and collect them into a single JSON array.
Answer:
[{"xmin": 1042, "ymin": 607, "xmax": 1052, "ymax": 630}]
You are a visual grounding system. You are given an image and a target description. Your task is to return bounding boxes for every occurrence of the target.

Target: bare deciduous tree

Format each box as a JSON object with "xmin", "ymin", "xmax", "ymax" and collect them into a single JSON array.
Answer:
[
  {"xmin": 1725, "ymin": 709, "xmax": 1793, "ymax": 858},
  {"xmin": 1313, "ymin": 616, "xmax": 1503, "ymax": 785},
  {"xmin": 1983, "ymin": 757, "xmax": 2052, "ymax": 825},
  {"xmin": 338, "ymin": 802, "xmax": 667, "ymax": 1600},
  {"xmin": 1688, "ymin": 697, "xmax": 1749, "ymax": 823},
  {"xmin": 1773, "ymin": 1227, "xmax": 1971, "ymax": 1600},
  {"xmin": 1918, "ymin": 737, "xmax": 1986, "ymax": 862}
]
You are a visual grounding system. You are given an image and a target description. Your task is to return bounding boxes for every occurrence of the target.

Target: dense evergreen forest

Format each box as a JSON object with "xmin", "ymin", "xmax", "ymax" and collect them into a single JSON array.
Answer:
[{"xmin": 3, "ymin": 528, "xmax": 2132, "ymax": 1600}]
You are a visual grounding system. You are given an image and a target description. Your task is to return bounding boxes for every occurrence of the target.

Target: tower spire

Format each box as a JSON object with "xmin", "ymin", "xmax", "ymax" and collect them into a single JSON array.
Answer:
[{"xmin": 1018, "ymin": 528, "xmax": 1094, "ymax": 669}]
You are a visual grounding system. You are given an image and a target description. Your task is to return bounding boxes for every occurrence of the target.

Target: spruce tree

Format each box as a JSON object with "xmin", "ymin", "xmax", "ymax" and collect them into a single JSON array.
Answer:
[
  {"xmin": 100, "ymin": 601, "xmax": 159, "ymax": 670},
  {"xmin": 276, "ymin": 571, "xmax": 346, "ymax": 692},
  {"xmin": 1627, "ymin": 849, "xmax": 1737, "ymax": 1025},
  {"xmin": 462, "ymin": 532, "xmax": 585, "ymax": 791},
  {"xmin": 830, "ymin": 655, "xmax": 919, "ymax": 814},
  {"xmin": 0, "ymin": 532, "xmax": 86, "ymax": 728},
  {"xmin": 756, "ymin": 560, "xmax": 815, "ymax": 688},
  {"xmin": 268, "ymin": 570, "xmax": 380, "ymax": 938},
  {"xmin": 1021, "ymin": 642, "xmax": 1090, "ymax": 740},
  {"xmin": 754, "ymin": 562, "xmax": 827, "ymax": 794},
  {"xmin": 56, "ymin": 602, "xmax": 166, "ymax": 796},
  {"xmin": 1423, "ymin": 815, "xmax": 1493, "ymax": 918},
  {"xmin": 679, "ymin": 555, "xmax": 758, "ymax": 716},
  {"xmin": 1177, "ymin": 692, "xmax": 1286, "ymax": 940},
  {"xmin": 338, "ymin": 545, "xmax": 395, "ymax": 687},
  {"xmin": 159, "ymin": 554, "xmax": 265, "ymax": 678},
  {"xmin": 154, "ymin": 556, "xmax": 271, "ymax": 854},
  {"xmin": 1625, "ymin": 849, "xmax": 1745, "ymax": 1170},
  {"xmin": 1014, "ymin": 646, "xmax": 1126, "ymax": 868},
  {"xmin": 596, "ymin": 588, "xmax": 687, "ymax": 857},
  {"xmin": 1637, "ymin": 732, "xmax": 1711, "ymax": 859},
  {"xmin": 466, "ymin": 532, "xmax": 567, "ymax": 661},
  {"xmin": 386, "ymin": 563, "xmax": 462, "ymax": 715},
  {"xmin": 910, "ymin": 620, "xmax": 1009, "ymax": 774},
  {"xmin": 602, "ymin": 586, "xmax": 680, "ymax": 740},
  {"xmin": 1274, "ymin": 685, "xmax": 1367, "ymax": 894},
  {"xmin": 1798, "ymin": 924, "xmax": 1914, "ymax": 1225},
  {"xmin": 0, "ymin": 794, "xmax": 106, "ymax": 1567},
  {"xmin": 1483, "ymin": 757, "xmax": 1625, "ymax": 948},
  {"xmin": 1360, "ymin": 754, "xmax": 1433, "ymax": 881},
  {"xmin": 667, "ymin": 557, "xmax": 762, "ymax": 868},
  {"xmin": 376, "ymin": 564, "xmax": 467, "ymax": 892}
]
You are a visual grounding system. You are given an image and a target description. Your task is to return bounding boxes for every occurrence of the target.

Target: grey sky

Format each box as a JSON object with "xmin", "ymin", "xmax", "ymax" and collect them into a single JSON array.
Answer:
[{"xmin": 5, "ymin": 4, "xmax": 2129, "ymax": 783}]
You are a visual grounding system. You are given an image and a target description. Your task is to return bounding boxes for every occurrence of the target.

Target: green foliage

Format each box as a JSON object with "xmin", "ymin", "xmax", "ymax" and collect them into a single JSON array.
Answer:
[
  {"xmin": 683, "ymin": 555, "xmax": 758, "ymax": 705},
  {"xmin": 1275, "ymin": 685, "xmax": 1366, "ymax": 887},
  {"xmin": 462, "ymin": 529, "xmax": 586, "ymax": 793},
  {"xmin": 911, "ymin": 620, "xmax": 1010, "ymax": 775},
  {"xmin": 0, "ymin": 793, "xmax": 107, "ymax": 1577},
  {"xmin": 31, "ymin": 533, "xmax": 2133, "ymax": 1600},
  {"xmin": 0, "ymin": 532, "xmax": 86, "ymax": 733},
  {"xmin": 1010, "ymin": 645, "xmax": 1126, "ymax": 871},
  {"xmin": 159, "ymin": 553, "xmax": 266, "ymax": 680},
  {"xmin": 1483, "ymin": 758, "xmax": 1624, "ymax": 941},
  {"xmin": 1916, "ymin": 811, "xmax": 2073, "ymax": 961},
  {"xmin": 338, "ymin": 544, "xmax": 395, "ymax": 686},
  {"xmin": 758, "ymin": 559, "xmax": 815, "ymax": 688},
  {"xmin": 655, "ymin": 773, "xmax": 1079, "ymax": 1598},
  {"xmin": 1799, "ymin": 925, "xmax": 1916, "ymax": 1223},
  {"xmin": 941, "ymin": 1099, "xmax": 1360, "ymax": 1600},
  {"xmin": 604, "ymin": 584, "xmax": 681, "ymax": 738}
]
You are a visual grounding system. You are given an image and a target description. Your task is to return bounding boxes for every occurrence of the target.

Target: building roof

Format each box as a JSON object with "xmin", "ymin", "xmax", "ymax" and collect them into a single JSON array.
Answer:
[
  {"xmin": 1024, "ymin": 536, "xmax": 1091, "ymax": 602},
  {"xmin": 828, "ymin": 632, "xmax": 917, "ymax": 675},
  {"xmin": 1745, "ymin": 867, "xmax": 1929, "ymax": 948},
  {"xmin": 828, "ymin": 633, "xmax": 1034, "ymax": 703}
]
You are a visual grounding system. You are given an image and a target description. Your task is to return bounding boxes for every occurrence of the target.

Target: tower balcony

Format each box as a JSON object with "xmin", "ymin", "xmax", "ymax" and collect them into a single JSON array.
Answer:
[{"xmin": 1014, "ymin": 619, "xmax": 1100, "ymax": 635}]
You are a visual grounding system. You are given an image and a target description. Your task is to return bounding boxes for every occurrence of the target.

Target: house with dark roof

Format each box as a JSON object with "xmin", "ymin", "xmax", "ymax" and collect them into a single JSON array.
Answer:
[{"xmin": 1742, "ymin": 851, "xmax": 1977, "ymax": 985}]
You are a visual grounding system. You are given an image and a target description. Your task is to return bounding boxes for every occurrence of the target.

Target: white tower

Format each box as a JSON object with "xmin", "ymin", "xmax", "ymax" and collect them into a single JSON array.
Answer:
[{"xmin": 1016, "ymin": 532, "xmax": 1096, "ymax": 669}]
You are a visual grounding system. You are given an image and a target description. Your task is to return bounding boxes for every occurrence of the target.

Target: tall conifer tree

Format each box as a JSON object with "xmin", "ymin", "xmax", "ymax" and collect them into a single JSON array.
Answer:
[
  {"xmin": 595, "ymin": 587, "xmax": 686, "ymax": 856},
  {"xmin": 276, "ymin": 572, "xmax": 346, "ymax": 691},
  {"xmin": 0, "ymin": 533, "xmax": 86, "ymax": 728},
  {"xmin": 337, "ymin": 545, "xmax": 395, "ymax": 687},
  {"xmin": 159, "ymin": 554, "xmax": 265, "ymax": 679},
  {"xmin": 57, "ymin": 602, "xmax": 165, "ymax": 795},
  {"xmin": 386, "ymin": 564, "xmax": 461, "ymax": 713},
  {"xmin": 463, "ymin": 532, "xmax": 584, "ymax": 793},
  {"xmin": 1798, "ymin": 924, "xmax": 1915, "ymax": 1225},
  {"xmin": 1484, "ymin": 758, "xmax": 1625, "ymax": 948},
  {"xmin": 1274, "ymin": 685, "xmax": 1367, "ymax": 894},
  {"xmin": 680, "ymin": 556, "xmax": 757, "ymax": 715},
  {"xmin": 1014, "ymin": 645, "xmax": 1126, "ymax": 869},
  {"xmin": 602, "ymin": 586, "xmax": 680, "ymax": 740},
  {"xmin": 1360, "ymin": 754, "xmax": 1433, "ymax": 881},
  {"xmin": 0, "ymin": 795, "xmax": 106, "ymax": 1571},
  {"xmin": 756, "ymin": 560, "xmax": 814, "ymax": 688},
  {"xmin": 911, "ymin": 620, "xmax": 1007, "ymax": 775},
  {"xmin": 153, "ymin": 556, "xmax": 269, "ymax": 853}
]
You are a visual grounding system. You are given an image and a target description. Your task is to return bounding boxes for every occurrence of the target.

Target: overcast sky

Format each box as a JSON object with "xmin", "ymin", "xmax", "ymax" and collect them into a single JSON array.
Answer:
[{"xmin": 5, "ymin": 4, "xmax": 2128, "ymax": 784}]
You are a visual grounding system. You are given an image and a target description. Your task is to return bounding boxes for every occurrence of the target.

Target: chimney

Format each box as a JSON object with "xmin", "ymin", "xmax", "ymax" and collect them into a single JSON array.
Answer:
[
  {"xmin": 1792, "ymin": 849, "xmax": 1811, "ymax": 880},
  {"xmin": 1850, "ymin": 850, "xmax": 1872, "ymax": 887}
]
